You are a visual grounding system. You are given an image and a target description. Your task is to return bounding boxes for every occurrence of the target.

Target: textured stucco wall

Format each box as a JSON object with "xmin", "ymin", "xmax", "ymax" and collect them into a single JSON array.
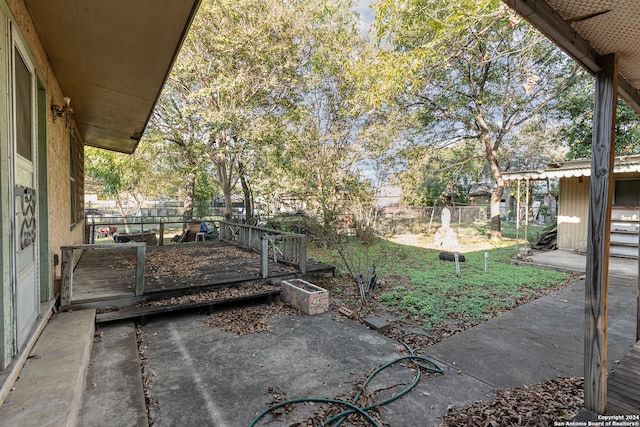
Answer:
[{"xmin": 8, "ymin": 0, "xmax": 84, "ymax": 282}]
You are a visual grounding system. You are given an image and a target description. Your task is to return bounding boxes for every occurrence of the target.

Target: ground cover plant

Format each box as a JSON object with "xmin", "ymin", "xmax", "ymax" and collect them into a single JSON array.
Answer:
[{"xmin": 308, "ymin": 237, "xmax": 571, "ymax": 331}]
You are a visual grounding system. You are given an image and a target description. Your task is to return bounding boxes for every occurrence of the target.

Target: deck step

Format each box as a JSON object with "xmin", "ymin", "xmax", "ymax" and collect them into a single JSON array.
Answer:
[
  {"xmin": 96, "ymin": 289, "xmax": 281, "ymax": 324},
  {"xmin": 0, "ymin": 309, "xmax": 95, "ymax": 427}
]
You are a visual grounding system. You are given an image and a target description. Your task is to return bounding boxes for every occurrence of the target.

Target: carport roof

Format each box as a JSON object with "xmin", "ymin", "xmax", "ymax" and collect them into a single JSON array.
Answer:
[
  {"xmin": 24, "ymin": 0, "xmax": 201, "ymax": 154},
  {"xmin": 502, "ymin": 154, "xmax": 640, "ymax": 182}
]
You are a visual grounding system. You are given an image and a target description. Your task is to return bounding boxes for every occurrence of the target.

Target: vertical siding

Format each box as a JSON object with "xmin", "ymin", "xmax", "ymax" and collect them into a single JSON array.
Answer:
[{"xmin": 558, "ymin": 176, "xmax": 590, "ymax": 252}]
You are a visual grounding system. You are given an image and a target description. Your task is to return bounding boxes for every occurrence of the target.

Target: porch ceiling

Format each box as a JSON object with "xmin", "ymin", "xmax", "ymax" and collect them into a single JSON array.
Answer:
[
  {"xmin": 24, "ymin": 0, "xmax": 201, "ymax": 154},
  {"xmin": 504, "ymin": 0, "xmax": 640, "ymax": 114}
]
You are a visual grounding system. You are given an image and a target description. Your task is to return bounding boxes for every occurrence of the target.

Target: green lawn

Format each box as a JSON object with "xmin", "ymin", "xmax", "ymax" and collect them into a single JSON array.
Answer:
[{"xmin": 308, "ymin": 237, "xmax": 569, "ymax": 328}]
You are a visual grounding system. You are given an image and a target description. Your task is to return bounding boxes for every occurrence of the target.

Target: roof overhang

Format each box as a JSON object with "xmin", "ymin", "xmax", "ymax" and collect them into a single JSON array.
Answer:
[
  {"xmin": 24, "ymin": 0, "xmax": 201, "ymax": 154},
  {"xmin": 503, "ymin": 0, "xmax": 640, "ymax": 115},
  {"xmin": 503, "ymin": 155, "xmax": 640, "ymax": 182}
]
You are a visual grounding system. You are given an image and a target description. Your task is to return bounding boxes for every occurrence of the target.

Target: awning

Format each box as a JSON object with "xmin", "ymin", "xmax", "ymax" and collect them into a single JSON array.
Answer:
[{"xmin": 502, "ymin": 155, "xmax": 640, "ymax": 182}]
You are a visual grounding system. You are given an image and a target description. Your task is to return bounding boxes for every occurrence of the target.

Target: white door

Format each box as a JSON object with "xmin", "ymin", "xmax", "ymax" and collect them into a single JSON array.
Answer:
[{"xmin": 12, "ymin": 41, "xmax": 38, "ymax": 351}]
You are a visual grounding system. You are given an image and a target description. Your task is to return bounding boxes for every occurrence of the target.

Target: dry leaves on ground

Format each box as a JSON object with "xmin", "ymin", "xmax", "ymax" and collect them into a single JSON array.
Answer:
[
  {"xmin": 117, "ymin": 244, "xmax": 268, "ymax": 280},
  {"xmin": 203, "ymin": 301, "xmax": 300, "ymax": 335},
  {"xmin": 137, "ymin": 284, "xmax": 280, "ymax": 307},
  {"xmin": 441, "ymin": 377, "xmax": 584, "ymax": 426}
]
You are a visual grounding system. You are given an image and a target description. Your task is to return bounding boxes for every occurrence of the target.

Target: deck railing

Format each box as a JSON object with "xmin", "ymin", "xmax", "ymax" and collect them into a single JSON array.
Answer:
[
  {"xmin": 218, "ymin": 220, "xmax": 307, "ymax": 278},
  {"xmin": 60, "ymin": 243, "xmax": 146, "ymax": 307}
]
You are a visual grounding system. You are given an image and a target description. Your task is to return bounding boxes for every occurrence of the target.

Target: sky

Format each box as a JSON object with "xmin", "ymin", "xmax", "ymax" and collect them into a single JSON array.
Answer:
[
  {"xmin": 356, "ymin": 0, "xmax": 375, "ymax": 24},
  {"xmin": 355, "ymin": 0, "xmax": 376, "ymax": 32}
]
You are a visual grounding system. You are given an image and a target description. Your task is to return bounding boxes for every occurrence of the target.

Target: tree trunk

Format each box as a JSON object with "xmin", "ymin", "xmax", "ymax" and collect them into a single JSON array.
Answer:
[
  {"xmin": 115, "ymin": 197, "xmax": 131, "ymax": 233},
  {"xmin": 183, "ymin": 171, "xmax": 196, "ymax": 223},
  {"xmin": 479, "ymin": 130, "xmax": 503, "ymax": 240},
  {"xmin": 223, "ymin": 187, "xmax": 233, "ymax": 221},
  {"xmin": 238, "ymin": 161, "xmax": 253, "ymax": 223}
]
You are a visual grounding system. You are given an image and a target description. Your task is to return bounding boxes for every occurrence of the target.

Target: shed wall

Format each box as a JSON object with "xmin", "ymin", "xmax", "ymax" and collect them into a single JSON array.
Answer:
[{"xmin": 558, "ymin": 176, "xmax": 590, "ymax": 252}]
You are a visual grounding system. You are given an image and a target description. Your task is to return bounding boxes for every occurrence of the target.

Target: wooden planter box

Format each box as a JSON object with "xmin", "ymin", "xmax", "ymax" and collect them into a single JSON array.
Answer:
[{"xmin": 281, "ymin": 279, "xmax": 328, "ymax": 315}]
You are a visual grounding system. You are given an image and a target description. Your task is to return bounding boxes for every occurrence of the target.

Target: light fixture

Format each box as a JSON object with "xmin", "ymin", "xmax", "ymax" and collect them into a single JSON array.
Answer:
[{"xmin": 52, "ymin": 96, "xmax": 73, "ymax": 121}]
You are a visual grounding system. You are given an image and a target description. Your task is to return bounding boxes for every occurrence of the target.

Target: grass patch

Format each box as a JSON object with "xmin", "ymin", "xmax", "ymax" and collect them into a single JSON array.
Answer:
[{"xmin": 308, "ymin": 237, "xmax": 569, "ymax": 328}]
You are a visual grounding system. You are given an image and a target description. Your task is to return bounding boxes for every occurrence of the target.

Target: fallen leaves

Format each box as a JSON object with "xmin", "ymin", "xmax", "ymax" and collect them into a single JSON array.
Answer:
[
  {"xmin": 440, "ymin": 377, "xmax": 584, "ymax": 426},
  {"xmin": 138, "ymin": 283, "xmax": 280, "ymax": 307},
  {"xmin": 116, "ymin": 243, "xmax": 294, "ymax": 285},
  {"xmin": 203, "ymin": 300, "xmax": 301, "ymax": 335}
]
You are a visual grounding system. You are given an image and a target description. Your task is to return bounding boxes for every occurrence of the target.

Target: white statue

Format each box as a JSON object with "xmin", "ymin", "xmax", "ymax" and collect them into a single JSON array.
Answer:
[{"xmin": 434, "ymin": 207, "xmax": 458, "ymax": 249}]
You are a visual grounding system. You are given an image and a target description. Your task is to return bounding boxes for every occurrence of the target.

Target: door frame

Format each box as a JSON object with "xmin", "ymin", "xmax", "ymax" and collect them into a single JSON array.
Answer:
[{"xmin": 10, "ymin": 26, "xmax": 40, "ymax": 353}]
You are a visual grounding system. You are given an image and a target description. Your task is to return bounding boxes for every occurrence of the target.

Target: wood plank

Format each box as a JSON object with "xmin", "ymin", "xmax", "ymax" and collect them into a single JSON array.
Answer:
[
  {"xmin": 95, "ymin": 289, "xmax": 281, "ymax": 323},
  {"xmin": 607, "ymin": 400, "xmax": 640, "ymax": 415},
  {"xmin": 606, "ymin": 389, "xmax": 640, "ymax": 413},
  {"xmin": 608, "ymin": 380, "xmax": 640, "ymax": 399},
  {"xmin": 609, "ymin": 366, "xmax": 640, "ymax": 387},
  {"xmin": 584, "ymin": 52, "xmax": 618, "ymax": 415}
]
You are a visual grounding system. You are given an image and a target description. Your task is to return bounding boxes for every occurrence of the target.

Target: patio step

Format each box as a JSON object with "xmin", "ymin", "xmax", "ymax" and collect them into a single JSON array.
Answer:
[{"xmin": 0, "ymin": 309, "xmax": 95, "ymax": 427}]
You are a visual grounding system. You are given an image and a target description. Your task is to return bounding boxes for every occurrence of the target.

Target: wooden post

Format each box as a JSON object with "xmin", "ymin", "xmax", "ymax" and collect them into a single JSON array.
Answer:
[
  {"xmin": 60, "ymin": 247, "xmax": 73, "ymax": 306},
  {"xmin": 135, "ymin": 244, "xmax": 145, "ymax": 296},
  {"xmin": 159, "ymin": 221, "xmax": 164, "ymax": 246},
  {"xmin": 584, "ymin": 52, "xmax": 617, "ymax": 414},
  {"xmin": 299, "ymin": 236, "xmax": 307, "ymax": 274},
  {"xmin": 428, "ymin": 202, "xmax": 436, "ymax": 234},
  {"xmin": 261, "ymin": 237, "xmax": 269, "ymax": 279}
]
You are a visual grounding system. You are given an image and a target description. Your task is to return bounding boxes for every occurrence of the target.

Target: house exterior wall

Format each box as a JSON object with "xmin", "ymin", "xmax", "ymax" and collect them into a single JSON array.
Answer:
[
  {"xmin": 7, "ymin": 0, "xmax": 85, "ymax": 280},
  {"xmin": 0, "ymin": 0, "xmax": 83, "ymax": 368},
  {"xmin": 557, "ymin": 176, "xmax": 590, "ymax": 253}
]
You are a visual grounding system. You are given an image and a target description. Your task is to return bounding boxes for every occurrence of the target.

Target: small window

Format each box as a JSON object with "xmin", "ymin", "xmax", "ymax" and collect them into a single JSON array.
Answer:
[{"xmin": 614, "ymin": 179, "xmax": 640, "ymax": 206}]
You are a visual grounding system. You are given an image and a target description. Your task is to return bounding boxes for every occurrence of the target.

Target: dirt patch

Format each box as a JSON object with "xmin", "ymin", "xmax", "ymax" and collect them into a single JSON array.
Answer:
[{"xmin": 388, "ymin": 232, "xmax": 517, "ymax": 253}]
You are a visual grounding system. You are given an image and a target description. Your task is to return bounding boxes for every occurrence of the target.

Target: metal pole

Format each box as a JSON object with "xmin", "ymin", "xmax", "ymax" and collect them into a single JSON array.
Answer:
[
  {"xmin": 525, "ymin": 178, "xmax": 530, "ymax": 255},
  {"xmin": 516, "ymin": 179, "xmax": 521, "ymax": 254}
]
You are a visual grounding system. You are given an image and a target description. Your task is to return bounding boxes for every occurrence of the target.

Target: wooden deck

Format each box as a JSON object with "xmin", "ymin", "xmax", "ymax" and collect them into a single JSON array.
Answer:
[
  {"xmin": 68, "ymin": 240, "xmax": 333, "ymax": 308},
  {"xmin": 607, "ymin": 340, "xmax": 640, "ymax": 415}
]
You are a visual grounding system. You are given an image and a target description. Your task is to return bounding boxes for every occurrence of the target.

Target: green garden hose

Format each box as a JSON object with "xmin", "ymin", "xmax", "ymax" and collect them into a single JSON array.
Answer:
[{"xmin": 248, "ymin": 333, "xmax": 443, "ymax": 426}]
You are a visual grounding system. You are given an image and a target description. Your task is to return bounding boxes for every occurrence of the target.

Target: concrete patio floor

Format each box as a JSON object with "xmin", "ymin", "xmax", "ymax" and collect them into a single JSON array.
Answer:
[{"xmin": 123, "ymin": 259, "xmax": 637, "ymax": 426}]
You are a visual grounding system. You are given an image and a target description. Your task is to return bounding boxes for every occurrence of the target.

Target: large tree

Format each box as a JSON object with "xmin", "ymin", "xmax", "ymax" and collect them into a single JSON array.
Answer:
[
  {"xmin": 374, "ymin": 0, "xmax": 580, "ymax": 239},
  {"xmin": 84, "ymin": 142, "xmax": 172, "ymax": 231},
  {"xmin": 554, "ymin": 76, "xmax": 640, "ymax": 160},
  {"xmin": 150, "ymin": 0, "xmax": 303, "ymax": 221}
]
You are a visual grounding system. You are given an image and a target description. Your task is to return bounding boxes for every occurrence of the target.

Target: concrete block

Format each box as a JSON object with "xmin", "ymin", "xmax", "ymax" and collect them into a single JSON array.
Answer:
[
  {"xmin": 363, "ymin": 315, "xmax": 390, "ymax": 334},
  {"xmin": 281, "ymin": 279, "xmax": 328, "ymax": 315}
]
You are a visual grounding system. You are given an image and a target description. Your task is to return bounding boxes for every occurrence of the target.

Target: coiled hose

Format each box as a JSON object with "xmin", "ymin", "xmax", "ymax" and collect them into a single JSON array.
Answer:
[{"xmin": 248, "ymin": 332, "xmax": 443, "ymax": 427}]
